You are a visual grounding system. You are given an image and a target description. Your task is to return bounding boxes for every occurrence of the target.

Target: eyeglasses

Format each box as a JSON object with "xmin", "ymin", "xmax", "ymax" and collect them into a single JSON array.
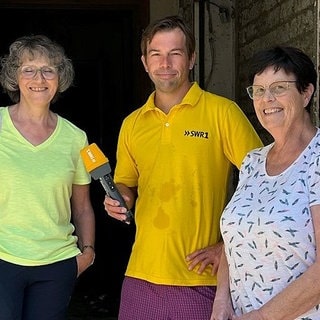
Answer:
[
  {"xmin": 19, "ymin": 65, "xmax": 58, "ymax": 80},
  {"xmin": 246, "ymin": 80, "xmax": 297, "ymax": 100}
]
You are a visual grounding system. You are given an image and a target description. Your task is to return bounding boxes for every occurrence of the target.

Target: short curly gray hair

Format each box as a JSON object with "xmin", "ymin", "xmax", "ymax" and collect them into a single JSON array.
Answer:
[{"xmin": 0, "ymin": 34, "xmax": 74, "ymax": 103}]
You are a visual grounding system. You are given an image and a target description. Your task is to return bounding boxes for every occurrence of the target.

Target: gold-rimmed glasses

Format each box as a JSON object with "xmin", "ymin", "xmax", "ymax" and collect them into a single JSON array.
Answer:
[{"xmin": 246, "ymin": 80, "xmax": 297, "ymax": 100}]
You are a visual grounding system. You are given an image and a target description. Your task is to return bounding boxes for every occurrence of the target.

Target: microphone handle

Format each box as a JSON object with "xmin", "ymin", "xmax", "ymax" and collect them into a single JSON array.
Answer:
[{"xmin": 100, "ymin": 174, "xmax": 134, "ymax": 224}]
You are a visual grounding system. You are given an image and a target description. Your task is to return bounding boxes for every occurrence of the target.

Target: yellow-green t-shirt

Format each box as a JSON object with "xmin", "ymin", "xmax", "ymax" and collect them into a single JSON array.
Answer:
[
  {"xmin": 115, "ymin": 82, "xmax": 263, "ymax": 286},
  {"xmin": 0, "ymin": 106, "xmax": 90, "ymax": 266}
]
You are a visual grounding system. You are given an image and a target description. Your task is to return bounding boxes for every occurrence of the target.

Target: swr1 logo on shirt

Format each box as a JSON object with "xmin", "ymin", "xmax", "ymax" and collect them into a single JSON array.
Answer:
[{"xmin": 184, "ymin": 130, "xmax": 209, "ymax": 139}]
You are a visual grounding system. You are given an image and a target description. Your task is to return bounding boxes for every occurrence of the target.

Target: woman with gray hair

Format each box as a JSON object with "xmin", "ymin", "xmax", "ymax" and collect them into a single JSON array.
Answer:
[{"xmin": 0, "ymin": 34, "xmax": 95, "ymax": 320}]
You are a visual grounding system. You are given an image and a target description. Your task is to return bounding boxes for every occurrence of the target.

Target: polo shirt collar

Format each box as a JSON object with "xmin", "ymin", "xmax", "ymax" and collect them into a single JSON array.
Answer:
[{"xmin": 141, "ymin": 82, "xmax": 202, "ymax": 114}]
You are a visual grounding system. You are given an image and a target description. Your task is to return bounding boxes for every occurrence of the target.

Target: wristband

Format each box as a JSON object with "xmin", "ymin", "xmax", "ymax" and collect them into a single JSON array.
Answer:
[{"xmin": 82, "ymin": 245, "xmax": 95, "ymax": 252}]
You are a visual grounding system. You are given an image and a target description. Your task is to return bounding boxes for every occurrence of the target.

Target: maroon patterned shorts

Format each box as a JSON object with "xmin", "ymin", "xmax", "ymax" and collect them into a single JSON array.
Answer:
[{"xmin": 118, "ymin": 276, "xmax": 216, "ymax": 320}]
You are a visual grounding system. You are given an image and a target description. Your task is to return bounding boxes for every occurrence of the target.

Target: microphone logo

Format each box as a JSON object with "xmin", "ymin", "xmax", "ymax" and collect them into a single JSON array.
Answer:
[
  {"xmin": 86, "ymin": 149, "xmax": 96, "ymax": 163},
  {"xmin": 80, "ymin": 143, "xmax": 109, "ymax": 173}
]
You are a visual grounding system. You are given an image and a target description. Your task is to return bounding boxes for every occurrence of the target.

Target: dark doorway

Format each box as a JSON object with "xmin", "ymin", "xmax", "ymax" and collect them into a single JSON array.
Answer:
[
  {"xmin": 0, "ymin": 2, "xmax": 150, "ymax": 156},
  {"xmin": 0, "ymin": 1, "xmax": 150, "ymax": 317}
]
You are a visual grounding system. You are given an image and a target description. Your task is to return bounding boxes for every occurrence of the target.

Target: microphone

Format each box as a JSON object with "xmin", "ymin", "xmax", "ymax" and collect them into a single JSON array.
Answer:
[{"xmin": 80, "ymin": 143, "xmax": 133, "ymax": 224}]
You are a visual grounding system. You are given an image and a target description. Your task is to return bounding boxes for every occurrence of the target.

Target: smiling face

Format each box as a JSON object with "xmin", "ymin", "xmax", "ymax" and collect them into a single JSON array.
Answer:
[
  {"xmin": 18, "ymin": 53, "xmax": 59, "ymax": 107},
  {"xmin": 252, "ymin": 66, "xmax": 312, "ymax": 134},
  {"xmin": 141, "ymin": 28, "xmax": 195, "ymax": 94}
]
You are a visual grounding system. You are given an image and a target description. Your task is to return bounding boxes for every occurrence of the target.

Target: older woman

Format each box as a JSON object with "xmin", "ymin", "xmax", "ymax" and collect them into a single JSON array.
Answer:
[
  {"xmin": 211, "ymin": 46, "xmax": 320, "ymax": 320},
  {"xmin": 0, "ymin": 35, "xmax": 95, "ymax": 320}
]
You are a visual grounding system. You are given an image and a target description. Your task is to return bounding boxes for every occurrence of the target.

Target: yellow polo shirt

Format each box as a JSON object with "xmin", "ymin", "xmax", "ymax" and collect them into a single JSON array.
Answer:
[{"xmin": 115, "ymin": 82, "xmax": 263, "ymax": 285}]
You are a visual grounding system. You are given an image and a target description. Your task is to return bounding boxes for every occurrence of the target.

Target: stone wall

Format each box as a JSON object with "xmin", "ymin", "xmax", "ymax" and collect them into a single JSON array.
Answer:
[
  {"xmin": 236, "ymin": 0, "xmax": 318, "ymax": 143},
  {"xmin": 175, "ymin": 1, "xmax": 319, "ymax": 143}
]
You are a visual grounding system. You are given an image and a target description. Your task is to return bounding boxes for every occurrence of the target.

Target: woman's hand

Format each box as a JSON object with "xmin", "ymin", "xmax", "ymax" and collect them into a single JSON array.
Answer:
[{"xmin": 76, "ymin": 248, "xmax": 95, "ymax": 277}]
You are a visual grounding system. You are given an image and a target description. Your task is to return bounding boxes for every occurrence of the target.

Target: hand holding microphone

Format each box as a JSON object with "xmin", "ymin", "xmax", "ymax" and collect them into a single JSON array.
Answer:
[{"xmin": 80, "ymin": 143, "xmax": 134, "ymax": 224}]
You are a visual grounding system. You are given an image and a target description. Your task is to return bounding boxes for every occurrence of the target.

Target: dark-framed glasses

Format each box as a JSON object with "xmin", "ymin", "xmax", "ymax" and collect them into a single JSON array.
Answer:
[
  {"xmin": 20, "ymin": 65, "xmax": 58, "ymax": 80},
  {"xmin": 246, "ymin": 80, "xmax": 297, "ymax": 100}
]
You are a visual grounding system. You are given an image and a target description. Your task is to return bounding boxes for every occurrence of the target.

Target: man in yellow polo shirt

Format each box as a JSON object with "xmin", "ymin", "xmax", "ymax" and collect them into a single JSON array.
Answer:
[{"xmin": 104, "ymin": 15, "xmax": 263, "ymax": 320}]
